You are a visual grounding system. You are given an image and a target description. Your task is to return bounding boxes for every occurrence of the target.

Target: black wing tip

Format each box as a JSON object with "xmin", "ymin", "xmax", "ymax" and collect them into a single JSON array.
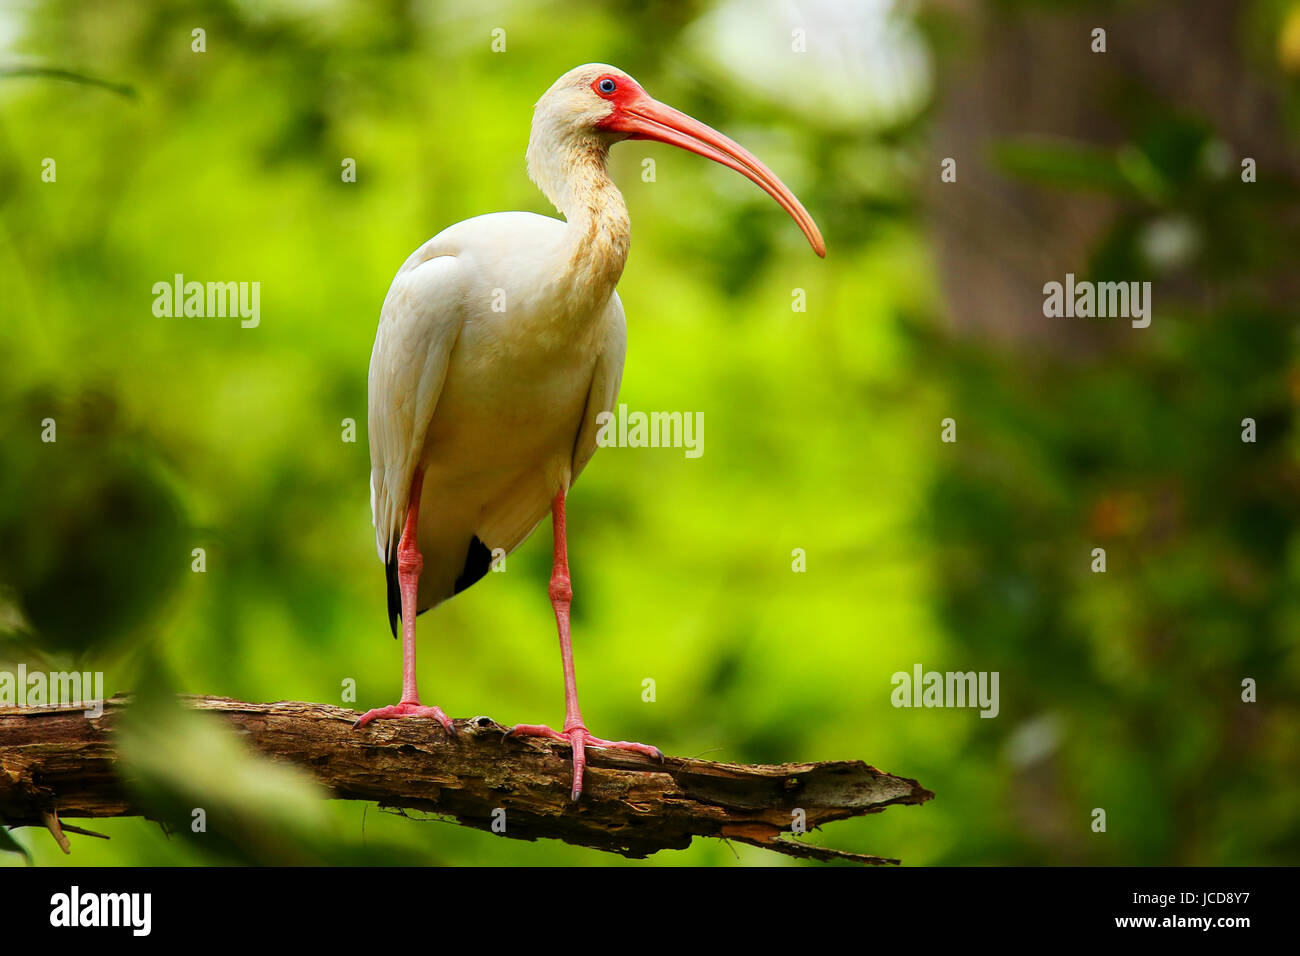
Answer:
[
  {"xmin": 453, "ymin": 536, "xmax": 493, "ymax": 596},
  {"xmin": 385, "ymin": 551, "xmax": 401, "ymax": 638},
  {"xmin": 386, "ymin": 536, "xmax": 491, "ymax": 634}
]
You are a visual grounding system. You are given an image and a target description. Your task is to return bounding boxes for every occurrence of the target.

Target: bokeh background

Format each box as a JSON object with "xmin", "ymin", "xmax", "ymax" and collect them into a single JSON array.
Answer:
[{"xmin": 2, "ymin": 0, "xmax": 1298, "ymax": 866}]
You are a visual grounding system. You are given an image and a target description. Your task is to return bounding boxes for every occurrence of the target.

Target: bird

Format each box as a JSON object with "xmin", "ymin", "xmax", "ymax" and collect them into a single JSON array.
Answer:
[{"xmin": 355, "ymin": 63, "xmax": 824, "ymax": 800}]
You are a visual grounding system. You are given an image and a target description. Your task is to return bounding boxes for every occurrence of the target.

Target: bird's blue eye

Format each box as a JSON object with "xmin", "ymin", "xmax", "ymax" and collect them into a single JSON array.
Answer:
[{"xmin": 599, "ymin": 78, "xmax": 617, "ymax": 94}]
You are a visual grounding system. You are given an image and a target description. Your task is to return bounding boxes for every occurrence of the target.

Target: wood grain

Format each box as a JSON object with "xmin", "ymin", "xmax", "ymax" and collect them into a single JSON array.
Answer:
[{"xmin": 0, "ymin": 695, "xmax": 932, "ymax": 864}]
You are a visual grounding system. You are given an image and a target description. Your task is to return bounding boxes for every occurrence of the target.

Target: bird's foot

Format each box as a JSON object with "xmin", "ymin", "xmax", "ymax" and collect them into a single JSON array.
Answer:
[
  {"xmin": 353, "ymin": 700, "xmax": 456, "ymax": 735},
  {"xmin": 507, "ymin": 721, "xmax": 663, "ymax": 801}
]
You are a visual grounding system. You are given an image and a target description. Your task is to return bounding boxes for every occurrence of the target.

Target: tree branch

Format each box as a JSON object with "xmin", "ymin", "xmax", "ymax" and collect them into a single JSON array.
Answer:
[
  {"xmin": 0, "ymin": 696, "xmax": 932, "ymax": 865},
  {"xmin": 0, "ymin": 65, "xmax": 137, "ymax": 98}
]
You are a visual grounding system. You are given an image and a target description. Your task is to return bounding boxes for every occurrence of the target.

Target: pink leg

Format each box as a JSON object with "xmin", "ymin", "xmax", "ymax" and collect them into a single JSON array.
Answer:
[
  {"xmin": 509, "ymin": 489, "xmax": 661, "ymax": 800},
  {"xmin": 354, "ymin": 467, "xmax": 454, "ymax": 735}
]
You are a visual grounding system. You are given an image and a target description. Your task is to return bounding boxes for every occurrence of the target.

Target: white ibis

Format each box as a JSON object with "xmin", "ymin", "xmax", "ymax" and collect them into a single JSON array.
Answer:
[{"xmin": 356, "ymin": 63, "xmax": 824, "ymax": 799}]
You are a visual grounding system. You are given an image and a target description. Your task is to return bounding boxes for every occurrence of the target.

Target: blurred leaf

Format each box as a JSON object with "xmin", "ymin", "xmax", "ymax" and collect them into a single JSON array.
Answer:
[
  {"xmin": 116, "ymin": 679, "xmax": 429, "ymax": 865},
  {"xmin": 0, "ymin": 823, "xmax": 32, "ymax": 865},
  {"xmin": 989, "ymin": 138, "xmax": 1130, "ymax": 193}
]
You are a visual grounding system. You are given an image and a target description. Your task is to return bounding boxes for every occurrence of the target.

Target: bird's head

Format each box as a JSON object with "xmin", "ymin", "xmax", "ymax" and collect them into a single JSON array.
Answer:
[{"xmin": 528, "ymin": 63, "xmax": 825, "ymax": 257}]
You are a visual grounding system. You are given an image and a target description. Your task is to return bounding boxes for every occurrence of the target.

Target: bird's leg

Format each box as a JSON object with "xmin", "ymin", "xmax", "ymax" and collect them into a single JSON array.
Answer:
[
  {"xmin": 508, "ymin": 489, "xmax": 662, "ymax": 800},
  {"xmin": 353, "ymin": 467, "xmax": 454, "ymax": 735}
]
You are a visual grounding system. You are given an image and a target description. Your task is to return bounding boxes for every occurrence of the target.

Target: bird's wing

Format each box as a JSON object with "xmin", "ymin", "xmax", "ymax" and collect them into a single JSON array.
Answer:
[
  {"xmin": 368, "ymin": 252, "xmax": 466, "ymax": 564},
  {"xmin": 471, "ymin": 293, "xmax": 626, "ymax": 567},
  {"xmin": 570, "ymin": 291, "xmax": 627, "ymax": 484}
]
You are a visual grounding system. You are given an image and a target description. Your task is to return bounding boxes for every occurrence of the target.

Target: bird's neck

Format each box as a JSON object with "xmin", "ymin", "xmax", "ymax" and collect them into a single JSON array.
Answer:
[{"xmin": 529, "ymin": 138, "xmax": 631, "ymax": 314}]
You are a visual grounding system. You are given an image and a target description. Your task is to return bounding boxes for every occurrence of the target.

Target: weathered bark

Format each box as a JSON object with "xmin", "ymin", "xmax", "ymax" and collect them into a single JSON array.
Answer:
[{"xmin": 0, "ymin": 695, "xmax": 932, "ymax": 864}]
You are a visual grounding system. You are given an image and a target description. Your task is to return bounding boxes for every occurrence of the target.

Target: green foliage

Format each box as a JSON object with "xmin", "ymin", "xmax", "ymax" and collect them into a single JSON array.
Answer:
[
  {"xmin": 0, "ymin": 0, "xmax": 1296, "ymax": 867},
  {"xmin": 0, "ymin": 821, "xmax": 33, "ymax": 865}
]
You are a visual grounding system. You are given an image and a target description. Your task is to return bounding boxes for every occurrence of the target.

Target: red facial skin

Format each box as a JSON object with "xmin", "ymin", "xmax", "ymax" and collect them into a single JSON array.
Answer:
[
  {"xmin": 592, "ymin": 73, "xmax": 826, "ymax": 258},
  {"xmin": 591, "ymin": 73, "xmax": 645, "ymax": 111}
]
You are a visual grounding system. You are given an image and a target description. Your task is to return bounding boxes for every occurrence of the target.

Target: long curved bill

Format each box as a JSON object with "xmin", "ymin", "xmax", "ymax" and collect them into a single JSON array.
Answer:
[{"xmin": 612, "ymin": 98, "xmax": 826, "ymax": 258}]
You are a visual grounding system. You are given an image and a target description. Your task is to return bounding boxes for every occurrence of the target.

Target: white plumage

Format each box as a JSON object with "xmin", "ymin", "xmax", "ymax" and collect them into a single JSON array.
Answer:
[
  {"xmin": 368, "ymin": 212, "xmax": 626, "ymax": 613},
  {"xmin": 356, "ymin": 63, "xmax": 822, "ymax": 799}
]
